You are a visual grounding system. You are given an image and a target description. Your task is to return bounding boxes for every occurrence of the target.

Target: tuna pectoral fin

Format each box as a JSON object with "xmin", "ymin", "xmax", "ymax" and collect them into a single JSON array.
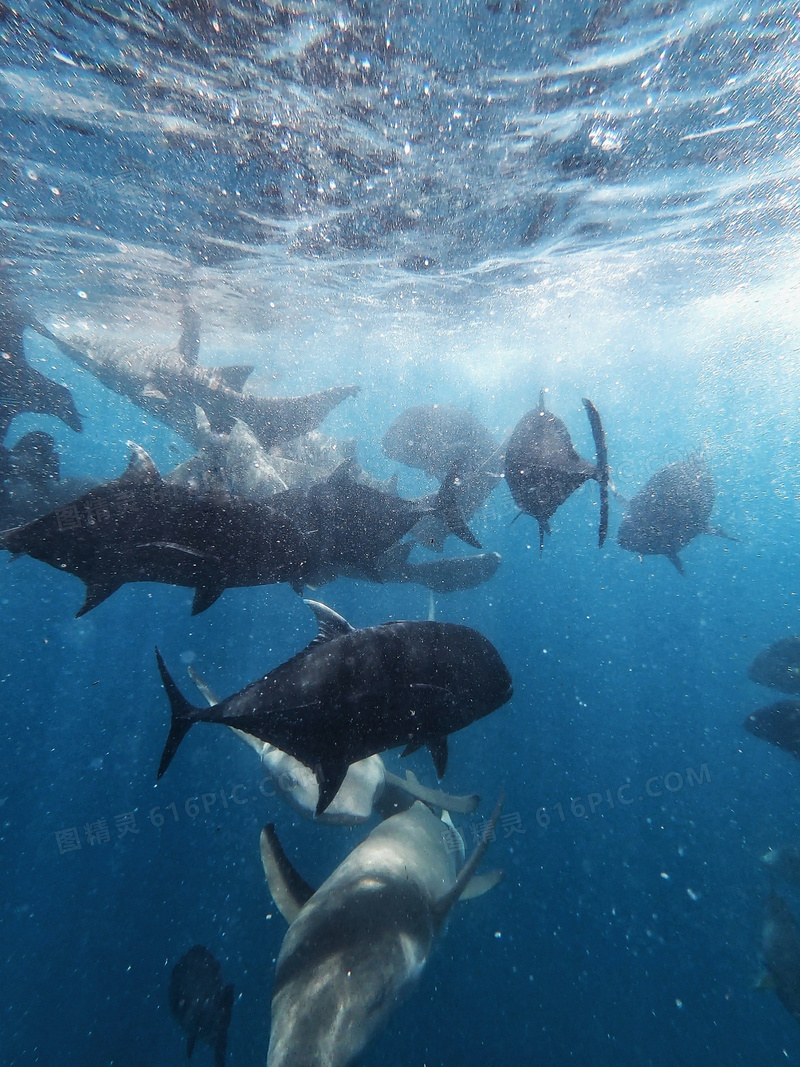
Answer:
[
  {"xmin": 667, "ymin": 551, "xmax": 685, "ymax": 576},
  {"xmin": 155, "ymin": 648, "xmax": 203, "ymax": 779},
  {"xmin": 76, "ymin": 579, "xmax": 123, "ymax": 617},
  {"xmin": 260, "ymin": 823, "xmax": 316, "ymax": 924},
  {"xmin": 314, "ymin": 761, "xmax": 350, "ymax": 816},
  {"xmin": 436, "ymin": 465, "xmax": 482, "ymax": 550},
  {"xmin": 459, "ymin": 868, "xmax": 505, "ymax": 901},
  {"xmin": 214, "ymin": 983, "xmax": 234, "ymax": 1067},
  {"xmin": 433, "ymin": 792, "xmax": 504, "ymax": 928},
  {"xmin": 383, "ymin": 768, "xmax": 480, "ymax": 815}
]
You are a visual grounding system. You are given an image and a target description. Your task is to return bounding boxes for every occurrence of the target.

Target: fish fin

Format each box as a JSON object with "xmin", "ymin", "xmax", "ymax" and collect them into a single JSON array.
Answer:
[
  {"xmin": 303, "ymin": 599, "xmax": 354, "ymax": 643},
  {"xmin": 401, "ymin": 739, "xmax": 425, "ymax": 758},
  {"xmin": 706, "ymin": 523, "xmax": 738, "ymax": 542},
  {"xmin": 214, "ymin": 983, "xmax": 234, "ymax": 1067},
  {"xmin": 187, "ymin": 665, "xmax": 220, "ymax": 707},
  {"xmin": 667, "ymin": 551, "xmax": 685, "ymax": 576},
  {"xmin": 187, "ymin": 1030, "xmax": 198, "ymax": 1059},
  {"xmin": 436, "ymin": 465, "xmax": 482, "ymax": 549},
  {"xmin": 179, "ymin": 305, "xmax": 201, "ymax": 365},
  {"xmin": 260, "ymin": 823, "xmax": 316, "ymax": 923},
  {"xmin": 192, "ymin": 581, "xmax": 226, "ymax": 616},
  {"xmin": 459, "ymin": 868, "xmax": 505, "ymax": 901},
  {"xmin": 433, "ymin": 792, "xmax": 504, "ymax": 928},
  {"xmin": 75, "ymin": 579, "xmax": 122, "ymax": 617},
  {"xmin": 427, "ymin": 735, "xmax": 449, "ymax": 778},
  {"xmin": 582, "ymin": 399, "xmax": 609, "ymax": 548},
  {"xmin": 212, "ymin": 365, "xmax": 255, "ymax": 393},
  {"xmin": 383, "ymin": 769, "xmax": 480, "ymax": 814},
  {"xmin": 121, "ymin": 443, "xmax": 161, "ymax": 487},
  {"xmin": 142, "ymin": 384, "xmax": 168, "ymax": 400},
  {"xmin": 314, "ymin": 761, "xmax": 349, "ymax": 815},
  {"xmin": 155, "ymin": 648, "xmax": 202, "ymax": 778}
]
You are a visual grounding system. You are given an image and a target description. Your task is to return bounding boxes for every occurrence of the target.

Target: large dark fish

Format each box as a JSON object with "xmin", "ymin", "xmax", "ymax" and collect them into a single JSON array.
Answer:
[
  {"xmin": 169, "ymin": 945, "xmax": 234, "ymax": 1067},
  {"xmin": 0, "ymin": 297, "xmax": 82, "ymax": 442},
  {"xmin": 1, "ymin": 445, "xmax": 311, "ymax": 616},
  {"xmin": 156, "ymin": 599, "xmax": 513, "ymax": 814},
  {"xmin": 616, "ymin": 453, "xmax": 732, "ymax": 574},
  {"xmin": 744, "ymin": 700, "xmax": 800, "ymax": 759},
  {"xmin": 749, "ymin": 638, "xmax": 800, "ymax": 695},
  {"xmin": 760, "ymin": 892, "xmax": 800, "ymax": 1026},
  {"xmin": 273, "ymin": 460, "xmax": 480, "ymax": 585},
  {"xmin": 34, "ymin": 310, "xmax": 358, "ymax": 451},
  {"xmin": 504, "ymin": 393, "xmax": 609, "ymax": 551}
]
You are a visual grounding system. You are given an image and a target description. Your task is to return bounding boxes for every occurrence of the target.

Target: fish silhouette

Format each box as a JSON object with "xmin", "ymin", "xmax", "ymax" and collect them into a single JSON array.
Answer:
[{"xmin": 169, "ymin": 945, "xmax": 233, "ymax": 1067}]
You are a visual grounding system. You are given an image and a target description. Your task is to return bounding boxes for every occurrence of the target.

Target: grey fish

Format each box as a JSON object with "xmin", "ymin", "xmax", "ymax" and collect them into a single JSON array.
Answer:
[
  {"xmin": 382, "ymin": 404, "xmax": 498, "ymax": 478},
  {"xmin": 156, "ymin": 599, "xmax": 513, "ymax": 814},
  {"xmin": 0, "ymin": 296, "xmax": 82, "ymax": 442},
  {"xmin": 261, "ymin": 798, "xmax": 503, "ymax": 1067},
  {"xmin": 749, "ymin": 638, "xmax": 800, "ymax": 695},
  {"xmin": 504, "ymin": 393, "xmax": 609, "ymax": 551},
  {"xmin": 34, "ymin": 311, "xmax": 358, "ymax": 451},
  {"xmin": 760, "ymin": 893, "xmax": 800, "ymax": 1025},
  {"xmin": 744, "ymin": 700, "xmax": 800, "ymax": 760},
  {"xmin": 616, "ymin": 453, "xmax": 732, "ymax": 574},
  {"xmin": 762, "ymin": 846, "xmax": 800, "ymax": 889},
  {"xmin": 169, "ymin": 945, "xmax": 233, "ymax": 1067}
]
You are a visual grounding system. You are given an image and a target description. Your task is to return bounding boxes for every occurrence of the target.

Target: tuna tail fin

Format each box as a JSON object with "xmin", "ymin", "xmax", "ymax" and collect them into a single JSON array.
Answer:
[
  {"xmin": 214, "ymin": 982, "xmax": 234, "ymax": 1067},
  {"xmin": 155, "ymin": 648, "xmax": 202, "ymax": 779},
  {"xmin": 436, "ymin": 464, "xmax": 482, "ymax": 549},
  {"xmin": 582, "ymin": 398, "xmax": 609, "ymax": 548}
]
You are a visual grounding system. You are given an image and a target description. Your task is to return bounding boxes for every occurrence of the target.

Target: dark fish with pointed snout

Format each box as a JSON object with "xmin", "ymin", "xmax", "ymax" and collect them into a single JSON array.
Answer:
[
  {"xmin": 744, "ymin": 700, "xmax": 800, "ymax": 760},
  {"xmin": 749, "ymin": 638, "xmax": 800, "ymax": 695},
  {"xmin": 169, "ymin": 945, "xmax": 234, "ymax": 1067},
  {"xmin": 0, "ymin": 296, "xmax": 82, "ymax": 442},
  {"xmin": 34, "ymin": 308, "xmax": 357, "ymax": 451},
  {"xmin": 156, "ymin": 600, "xmax": 512, "ymax": 814},
  {"xmin": 504, "ymin": 393, "xmax": 609, "ymax": 551},
  {"xmin": 261, "ymin": 798, "xmax": 504, "ymax": 1067},
  {"xmin": 760, "ymin": 892, "xmax": 800, "ymax": 1026},
  {"xmin": 616, "ymin": 453, "xmax": 733, "ymax": 574},
  {"xmin": 1, "ymin": 445, "xmax": 311, "ymax": 616}
]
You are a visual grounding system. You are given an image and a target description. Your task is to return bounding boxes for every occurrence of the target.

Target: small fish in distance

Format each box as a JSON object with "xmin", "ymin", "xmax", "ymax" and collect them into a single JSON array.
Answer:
[{"xmin": 169, "ymin": 945, "xmax": 233, "ymax": 1067}]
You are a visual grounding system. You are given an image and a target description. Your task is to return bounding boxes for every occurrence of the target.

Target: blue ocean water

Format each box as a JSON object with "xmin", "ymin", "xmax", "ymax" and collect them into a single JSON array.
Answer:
[{"xmin": 2, "ymin": 0, "xmax": 800, "ymax": 1063}]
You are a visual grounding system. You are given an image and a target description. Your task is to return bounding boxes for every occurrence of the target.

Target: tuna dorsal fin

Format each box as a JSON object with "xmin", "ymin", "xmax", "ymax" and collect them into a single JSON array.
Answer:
[
  {"xmin": 121, "ymin": 442, "xmax": 161, "ymax": 487},
  {"xmin": 212, "ymin": 365, "xmax": 255, "ymax": 393},
  {"xmin": 260, "ymin": 823, "xmax": 316, "ymax": 924},
  {"xmin": 459, "ymin": 868, "xmax": 505, "ymax": 901},
  {"xmin": 303, "ymin": 599, "xmax": 354, "ymax": 644},
  {"xmin": 432, "ymin": 792, "xmax": 504, "ymax": 929}
]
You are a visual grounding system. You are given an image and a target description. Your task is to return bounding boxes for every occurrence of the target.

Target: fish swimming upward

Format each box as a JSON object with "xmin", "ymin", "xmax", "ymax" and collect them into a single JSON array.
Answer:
[
  {"xmin": 156, "ymin": 599, "xmax": 512, "ymax": 814},
  {"xmin": 169, "ymin": 945, "xmax": 234, "ymax": 1067},
  {"xmin": 504, "ymin": 393, "xmax": 609, "ymax": 551}
]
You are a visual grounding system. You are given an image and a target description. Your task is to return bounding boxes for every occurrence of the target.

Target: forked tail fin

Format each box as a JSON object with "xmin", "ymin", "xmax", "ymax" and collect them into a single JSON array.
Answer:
[
  {"xmin": 155, "ymin": 648, "xmax": 202, "ymax": 778},
  {"xmin": 582, "ymin": 398, "xmax": 609, "ymax": 548}
]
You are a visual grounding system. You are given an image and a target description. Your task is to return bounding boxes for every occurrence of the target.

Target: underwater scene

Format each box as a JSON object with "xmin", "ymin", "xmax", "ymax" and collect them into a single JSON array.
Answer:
[{"xmin": 1, "ymin": 0, "xmax": 800, "ymax": 1063}]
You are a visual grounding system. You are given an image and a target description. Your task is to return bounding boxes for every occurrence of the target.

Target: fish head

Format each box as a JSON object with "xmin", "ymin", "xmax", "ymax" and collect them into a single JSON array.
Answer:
[
  {"xmin": 745, "ymin": 701, "xmax": 800, "ymax": 757},
  {"xmin": 268, "ymin": 878, "xmax": 433, "ymax": 1067}
]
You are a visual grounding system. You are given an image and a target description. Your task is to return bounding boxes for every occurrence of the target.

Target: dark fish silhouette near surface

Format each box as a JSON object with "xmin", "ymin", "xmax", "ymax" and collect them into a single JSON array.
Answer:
[
  {"xmin": 261, "ymin": 798, "xmax": 503, "ymax": 1067},
  {"xmin": 759, "ymin": 892, "xmax": 800, "ymax": 1026},
  {"xmin": 616, "ymin": 453, "xmax": 732, "ymax": 574},
  {"xmin": 504, "ymin": 393, "xmax": 609, "ymax": 551},
  {"xmin": 169, "ymin": 945, "xmax": 233, "ymax": 1067},
  {"xmin": 35, "ymin": 310, "xmax": 358, "ymax": 451},
  {"xmin": 0, "ymin": 297, "xmax": 82, "ymax": 442},
  {"xmin": 744, "ymin": 700, "xmax": 800, "ymax": 760},
  {"xmin": 1, "ymin": 445, "xmax": 311, "ymax": 616},
  {"xmin": 156, "ymin": 599, "xmax": 512, "ymax": 814},
  {"xmin": 749, "ymin": 637, "xmax": 800, "ymax": 695}
]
